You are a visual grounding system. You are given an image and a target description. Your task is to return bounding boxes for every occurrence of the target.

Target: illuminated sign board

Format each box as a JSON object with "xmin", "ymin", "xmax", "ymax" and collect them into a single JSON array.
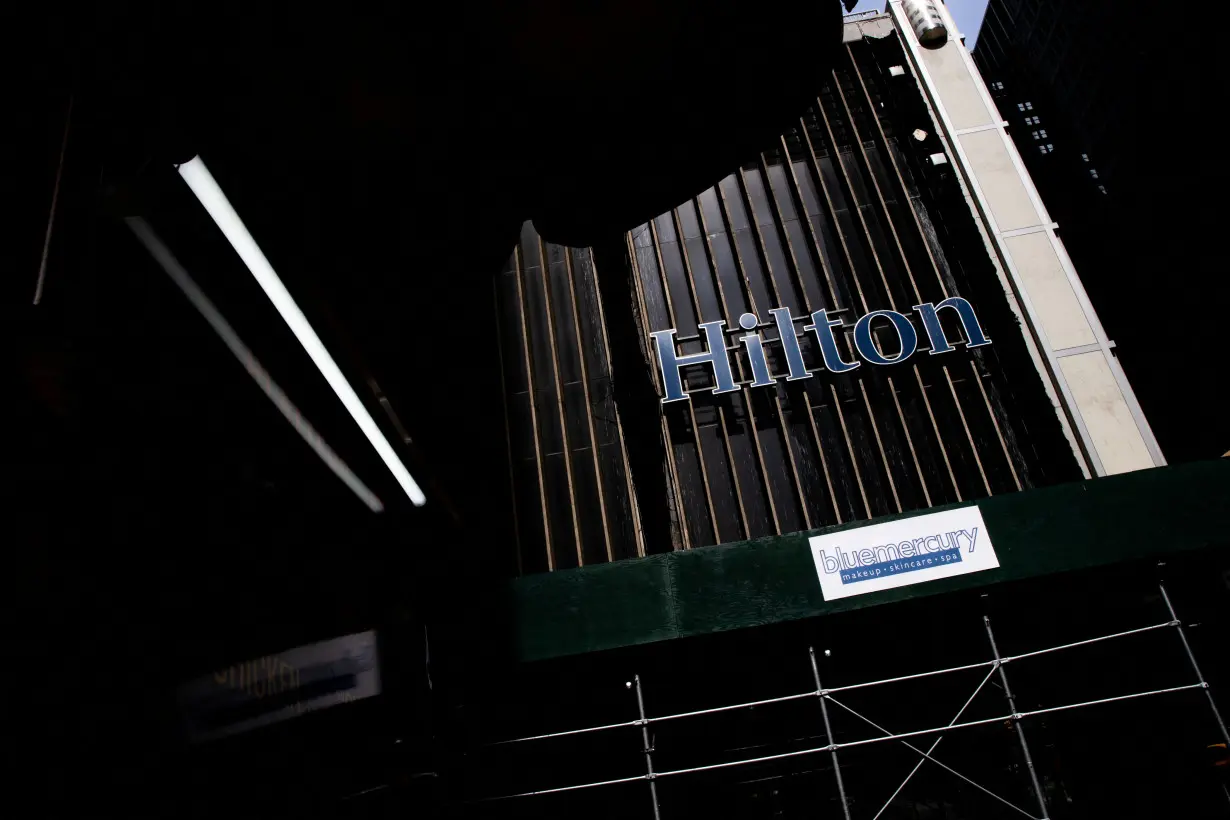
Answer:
[
  {"xmin": 178, "ymin": 630, "xmax": 381, "ymax": 743},
  {"xmin": 648, "ymin": 297, "xmax": 991, "ymax": 403},
  {"xmin": 809, "ymin": 505, "xmax": 999, "ymax": 600}
]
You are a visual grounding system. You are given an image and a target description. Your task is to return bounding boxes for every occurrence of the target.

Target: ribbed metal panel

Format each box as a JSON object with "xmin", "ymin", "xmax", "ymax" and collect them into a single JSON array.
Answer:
[{"xmin": 496, "ymin": 32, "xmax": 1078, "ymax": 574}]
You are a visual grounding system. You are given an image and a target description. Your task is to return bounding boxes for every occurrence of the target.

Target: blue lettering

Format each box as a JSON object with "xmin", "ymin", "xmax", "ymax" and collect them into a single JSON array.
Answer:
[
  {"xmin": 769, "ymin": 307, "xmax": 812, "ymax": 381},
  {"xmin": 913, "ymin": 297, "xmax": 992, "ymax": 355},
  {"xmin": 853, "ymin": 310, "xmax": 919, "ymax": 366},
  {"xmin": 650, "ymin": 321, "xmax": 739, "ymax": 403},
  {"xmin": 805, "ymin": 309, "xmax": 860, "ymax": 374},
  {"xmin": 955, "ymin": 527, "xmax": 979, "ymax": 553},
  {"xmin": 738, "ymin": 313, "xmax": 776, "ymax": 388}
]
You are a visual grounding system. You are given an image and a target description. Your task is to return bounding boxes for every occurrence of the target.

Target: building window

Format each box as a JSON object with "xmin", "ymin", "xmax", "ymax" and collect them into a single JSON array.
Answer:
[
  {"xmin": 1032, "ymin": 130, "xmax": 1040, "ymax": 140},
  {"xmin": 1090, "ymin": 169, "xmax": 1099, "ymax": 179},
  {"xmin": 1025, "ymin": 101, "xmax": 1034, "ymax": 110},
  {"xmin": 1039, "ymin": 144, "xmax": 1054, "ymax": 155},
  {"xmin": 992, "ymin": 81, "xmax": 1005, "ymax": 90},
  {"xmin": 1081, "ymin": 153, "xmax": 1090, "ymax": 162},
  {"xmin": 1017, "ymin": 103, "xmax": 1026, "ymax": 111},
  {"xmin": 1098, "ymin": 184, "xmax": 1108, "ymax": 194},
  {"xmin": 1039, "ymin": 129, "xmax": 1048, "ymax": 138}
]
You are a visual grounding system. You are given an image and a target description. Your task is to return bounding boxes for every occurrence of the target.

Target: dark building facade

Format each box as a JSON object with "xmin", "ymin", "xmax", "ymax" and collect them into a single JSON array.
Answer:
[
  {"xmin": 448, "ymin": 8, "xmax": 1230, "ymax": 819},
  {"xmin": 495, "ymin": 19, "xmax": 1082, "ymax": 573},
  {"xmin": 16, "ymin": 3, "xmax": 1229, "ymax": 817},
  {"xmin": 974, "ymin": 0, "xmax": 1230, "ymax": 462}
]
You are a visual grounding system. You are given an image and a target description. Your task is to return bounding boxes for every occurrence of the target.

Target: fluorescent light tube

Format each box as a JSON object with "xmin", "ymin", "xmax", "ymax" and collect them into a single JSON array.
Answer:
[
  {"xmin": 127, "ymin": 217, "xmax": 385, "ymax": 513},
  {"xmin": 177, "ymin": 156, "xmax": 427, "ymax": 507}
]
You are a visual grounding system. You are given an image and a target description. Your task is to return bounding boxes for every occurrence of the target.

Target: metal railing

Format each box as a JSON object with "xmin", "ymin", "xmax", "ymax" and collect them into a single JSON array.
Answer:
[{"xmin": 475, "ymin": 582, "xmax": 1229, "ymax": 819}]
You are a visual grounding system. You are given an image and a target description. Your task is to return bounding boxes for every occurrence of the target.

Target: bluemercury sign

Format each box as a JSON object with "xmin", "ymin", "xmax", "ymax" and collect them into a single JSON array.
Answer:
[
  {"xmin": 648, "ymin": 298, "xmax": 990, "ymax": 403},
  {"xmin": 808, "ymin": 506, "xmax": 998, "ymax": 600}
]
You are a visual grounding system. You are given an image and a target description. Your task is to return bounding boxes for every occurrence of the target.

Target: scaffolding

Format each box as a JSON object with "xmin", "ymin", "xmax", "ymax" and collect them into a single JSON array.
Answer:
[{"xmin": 476, "ymin": 582, "xmax": 1228, "ymax": 819}]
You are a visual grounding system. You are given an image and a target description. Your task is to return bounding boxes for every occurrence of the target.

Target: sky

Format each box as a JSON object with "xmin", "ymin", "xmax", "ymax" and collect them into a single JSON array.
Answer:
[{"xmin": 848, "ymin": 0, "xmax": 990, "ymax": 49}]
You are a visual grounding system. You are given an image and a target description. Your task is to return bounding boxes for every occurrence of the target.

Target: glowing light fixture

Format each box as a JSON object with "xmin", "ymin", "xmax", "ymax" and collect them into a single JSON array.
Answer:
[
  {"xmin": 177, "ymin": 156, "xmax": 427, "ymax": 507},
  {"xmin": 127, "ymin": 217, "xmax": 384, "ymax": 513}
]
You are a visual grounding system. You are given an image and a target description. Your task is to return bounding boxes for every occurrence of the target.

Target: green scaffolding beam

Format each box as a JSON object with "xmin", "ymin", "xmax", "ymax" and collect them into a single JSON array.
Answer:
[{"xmin": 495, "ymin": 460, "xmax": 1230, "ymax": 662}]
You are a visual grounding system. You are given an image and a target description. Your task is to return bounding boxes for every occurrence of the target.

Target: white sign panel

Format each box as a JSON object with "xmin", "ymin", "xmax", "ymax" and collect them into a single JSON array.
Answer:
[
  {"xmin": 178, "ymin": 630, "xmax": 381, "ymax": 743},
  {"xmin": 809, "ymin": 506, "xmax": 998, "ymax": 601}
]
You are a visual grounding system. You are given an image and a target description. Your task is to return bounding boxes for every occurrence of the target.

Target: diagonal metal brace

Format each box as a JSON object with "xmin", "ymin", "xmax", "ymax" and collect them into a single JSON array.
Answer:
[{"xmin": 826, "ymin": 693, "xmax": 1044, "ymax": 820}]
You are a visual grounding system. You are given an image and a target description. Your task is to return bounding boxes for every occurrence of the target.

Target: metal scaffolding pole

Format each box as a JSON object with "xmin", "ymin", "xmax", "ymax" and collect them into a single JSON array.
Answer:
[
  {"xmin": 1158, "ymin": 582, "xmax": 1230, "ymax": 747},
  {"xmin": 827, "ymin": 693, "xmax": 1041, "ymax": 820},
  {"xmin": 478, "ymin": 618, "xmax": 1204, "ymax": 806},
  {"xmin": 810, "ymin": 647, "xmax": 853, "ymax": 820},
  {"xmin": 631, "ymin": 675, "xmax": 663, "ymax": 820},
  {"xmin": 984, "ymin": 615, "xmax": 1050, "ymax": 820},
  {"xmin": 478, "ymin": 683, "xmax": 1204, "ymax": 802},
  {"xmin": 488, "ymin": 622, "xmax": 1179, "ymax": 746},
  {"xmin": 872, "ymin": 663, "xmax": 1002, "ymax": 820}
]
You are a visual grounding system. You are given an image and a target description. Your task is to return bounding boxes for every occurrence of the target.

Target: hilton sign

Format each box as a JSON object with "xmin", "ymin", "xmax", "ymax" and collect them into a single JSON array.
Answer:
[{"xmin": 649, "ymin": 297, "xmax": 991, "ymax": 403}]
